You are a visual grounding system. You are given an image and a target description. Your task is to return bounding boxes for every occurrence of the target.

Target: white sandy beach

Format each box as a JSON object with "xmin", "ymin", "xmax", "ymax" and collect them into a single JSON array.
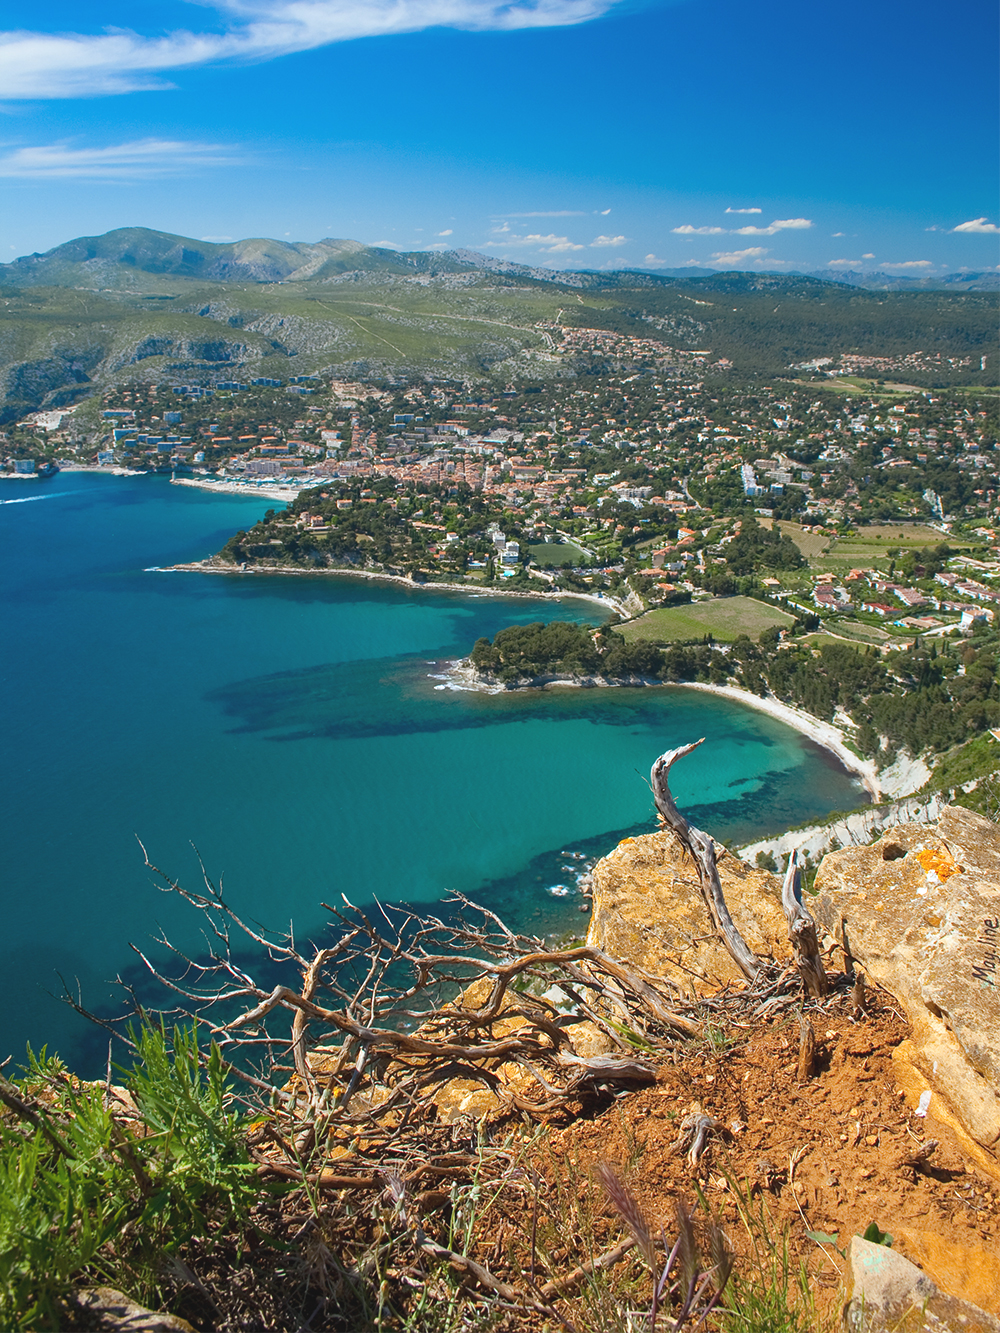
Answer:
[
  {"xmin": 679, "ymin": 681, "xmax": 882, "ymax": 799},
  {"xmin": 58, "ymin": 464, "xmax": 148, "ymax": 476},
  {"xmin": 437, "ymin": 664, "xmax": 897, "ymax": 802},
  {"xmin": 170, "ymin": 476, "xmax": 308, "ymax": 502}
]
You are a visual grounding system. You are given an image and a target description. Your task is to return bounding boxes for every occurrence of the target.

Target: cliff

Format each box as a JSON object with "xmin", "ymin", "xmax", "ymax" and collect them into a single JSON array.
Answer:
[{"xmin": 586, "ymin": 804, "xmax": 1000, "ymax": 1186}]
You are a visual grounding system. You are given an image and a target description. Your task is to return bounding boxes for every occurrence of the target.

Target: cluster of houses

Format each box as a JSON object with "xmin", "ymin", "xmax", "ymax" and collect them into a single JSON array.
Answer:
[{"xmin": 811, "ymin": 564, "xmax": 998, "ymax": 631}]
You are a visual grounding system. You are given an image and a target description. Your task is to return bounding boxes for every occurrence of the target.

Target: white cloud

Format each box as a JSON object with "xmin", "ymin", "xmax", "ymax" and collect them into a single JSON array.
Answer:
[
  {"xmin": 725, "ymin": 206, "xmax": 761, "ymax": 214},
  {"xmin": 437, "ymin": 228, "xmax": 453, "ymax": 235},
  {"xmin": 590, "ymin": 234, "xmax": 626, "ymax": 246},
  {"xmin": 953, "ymin": 217, "xmax": 1000, "ymax": 234},
  {"xmin": 0, "ymin": 1, "xmax": 619, "ymax": 99},
  {"xmin": 201, "ymin": 234, "xmax": 234, "ymax": 241},
  {"xmin": 0, "ymin": 136, "xmax": 239, "ymax": 177},
  {"xmin": 831, "ymin": 231, "xmax": 845, "ymax": 237},
  {"xmin": 880, "ymin": 260, "xmax": 934, "ymax": 269},
  {"xmin": 709, "ymin": 246, "xmax": 769, "ymax": 266},
  {"xmin": 731, "ymin": 217, "xmax": 812, "ymax": 236},
  {"xmin": 827, "ymin": 259, "xmax": 860, "ymax": 268},
  {"xmin": 597, "ymin": 208, "xmax": 610, "ymax": 214},
  {"xmin": 674, "ymin": 217, "xmax": 812, "ymax": 239},
  {"xmin": 483, "ymin": 231, "xmax": 585, "ymax": 251},
  {"xmin": 862, "ymin": 252, "xmax": 874, "ymax": 259}
]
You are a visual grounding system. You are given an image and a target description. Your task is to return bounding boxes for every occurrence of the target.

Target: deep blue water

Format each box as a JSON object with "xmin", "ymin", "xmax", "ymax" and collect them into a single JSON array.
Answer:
[{"xmin": 0, "ymin": 472, "xmax": 867, "ymax": 1069}]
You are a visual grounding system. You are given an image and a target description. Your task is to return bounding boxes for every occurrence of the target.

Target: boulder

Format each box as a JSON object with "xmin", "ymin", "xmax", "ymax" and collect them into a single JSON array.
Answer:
[
  {"xmin": 845, "ymin": 1235, "xmax": 1000, "ymax": 1332},
  {"xmin": 812, "ymin": 806, "xmax": 1000, "ymax": 1181},
  {"xmin": 586, "ymin": 828, "xmax": 791, "ymax": 994}
]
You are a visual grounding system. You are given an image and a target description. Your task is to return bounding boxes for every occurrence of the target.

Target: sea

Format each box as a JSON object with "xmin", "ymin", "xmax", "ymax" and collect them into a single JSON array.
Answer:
[{"xmin": 0, "ymin": 472, "xmax": 867, "ymax": 1072}]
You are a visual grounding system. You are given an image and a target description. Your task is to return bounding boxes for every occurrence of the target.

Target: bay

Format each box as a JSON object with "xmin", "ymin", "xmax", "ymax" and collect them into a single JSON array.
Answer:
[{"xmin": 0, "ymin": 472, "xmax": 866, "ymax": 1070}]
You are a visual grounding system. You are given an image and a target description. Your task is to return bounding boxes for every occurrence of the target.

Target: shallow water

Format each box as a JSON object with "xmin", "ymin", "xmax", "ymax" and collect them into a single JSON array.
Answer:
[{"xmin": 0, "ymin": 472, "xmax": 867, "ymax": 1069}]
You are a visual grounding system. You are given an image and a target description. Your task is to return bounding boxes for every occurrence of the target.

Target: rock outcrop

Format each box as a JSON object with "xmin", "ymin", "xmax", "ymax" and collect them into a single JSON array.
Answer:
[
  {"xmin": 812, "ymin": 805, "xmax": 1000, "ymax": 1181},
  {"xmin": 845, "ymin": 1235, "xmax": 1000, "ymax": 1332},
  {"xmin": 585, "ymin": 829, "xmax": 791, "ymax": 994}
]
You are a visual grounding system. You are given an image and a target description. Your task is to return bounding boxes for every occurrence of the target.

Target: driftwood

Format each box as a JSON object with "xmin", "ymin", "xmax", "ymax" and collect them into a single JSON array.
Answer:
[
  {"xmin": 650, "ymin": 740, "xmax": 762, "ymax": 981},
  {"xmin": 781, "ymin": 850, "xmax": 828, "ymax": 999}
]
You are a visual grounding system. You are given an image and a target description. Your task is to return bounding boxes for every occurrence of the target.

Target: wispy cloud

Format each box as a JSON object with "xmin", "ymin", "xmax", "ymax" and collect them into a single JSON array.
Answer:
[
  {"xmin": 880, "ymin": 260, "xmax": 934, "ymax": 269},
  {"xmin": 672, "ymin": 224, "xmax": 725, "ymax": 235},
  {"xmin": 436, "ymin": 228, "xmax": 453, "ymax": 235},
  {"xmin": 709, "ymin": 246, "xmax": 769, "ymax": 266},
  {"xmin": 953, "ymin": 217, "xmax": 1000, "ymax": 234},
  {"xmin": 0, "ymin": 1, "xmax": 620, "ymax": 99},
  {"xmin": 590, "ymin": 234, "xmax": 626, "ymax": 246},
  {"xmin": 725, "ymin": 206, "xmax": 761, "ymax": 214},
  {"xmin": 708, "ymin": 247, "xmax": 790, "ymax": 269},
  {"xmin": 0, "ymin": 137, "xmax": 239, "ymax": 177},
  {"xmin": 731, "ymin": 217, "xmax": 812, "ymax": 236}
]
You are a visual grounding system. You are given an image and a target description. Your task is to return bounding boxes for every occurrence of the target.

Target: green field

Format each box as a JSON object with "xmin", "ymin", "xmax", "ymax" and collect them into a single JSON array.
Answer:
[
  {"xmin": 528, "ymin": 541, "xmax": 590, "ymax": 566},
  {"xmin": 791, "ymin": 377, "xmax": 925, "ymax": 397},
  {"xmin": 844, "ymin": 522, "xmax": 949, "ymax": 543},
  {"xmin": 619, "ymin": 596, "xmax": 796, "ymax": 644},
  {"xmin": 809, "ymin": 528, "xmax": 968, "ymax": 572}
]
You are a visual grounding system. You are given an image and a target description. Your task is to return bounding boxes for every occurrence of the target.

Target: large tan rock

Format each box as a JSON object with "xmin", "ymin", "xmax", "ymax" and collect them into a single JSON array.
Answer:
[
  {"xmin": 586, "ymin": 829, "xmax": 791, "ymax": 995},
  {"xmin": 845, "ymin": 1236, "xmax": 1000, "ymax": 1333},
  {"xmin": 813, "ymin": 806, "xmax": 1000, "ymax": 1181}
]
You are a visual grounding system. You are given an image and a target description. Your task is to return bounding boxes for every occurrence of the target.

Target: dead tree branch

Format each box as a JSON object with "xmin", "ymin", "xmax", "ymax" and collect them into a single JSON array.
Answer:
[
  {"xmin": 650, "ymin": 740, "xmax": 762, "ymax": 981},
  {"xmin": 781, "ymin": 850, "xmax": 828, "ymax": 999}
]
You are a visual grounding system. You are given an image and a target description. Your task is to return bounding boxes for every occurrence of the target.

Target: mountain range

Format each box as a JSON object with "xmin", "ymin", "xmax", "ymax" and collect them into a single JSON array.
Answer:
[{"xmin": 0, "ymin": 228, "xmax": 996, "ymax": 422}]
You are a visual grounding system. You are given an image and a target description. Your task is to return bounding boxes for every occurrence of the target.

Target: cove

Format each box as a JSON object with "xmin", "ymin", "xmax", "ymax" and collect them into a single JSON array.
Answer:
[{"xmin": 0, "ymin": 472, "xmax": 867, "ymax": 1069}]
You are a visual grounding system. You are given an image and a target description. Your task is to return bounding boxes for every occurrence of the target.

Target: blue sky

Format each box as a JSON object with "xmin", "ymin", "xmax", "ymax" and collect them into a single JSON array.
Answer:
[{"xmin": 1, "ymin": 0, "xmax": 998, "ymax": 274}]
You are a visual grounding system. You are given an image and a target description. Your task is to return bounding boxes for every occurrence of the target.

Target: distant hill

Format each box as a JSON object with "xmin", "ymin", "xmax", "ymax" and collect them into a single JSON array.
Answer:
[
  {"xmin": 0, "ymin": 227, "xmax": 996, "ymax": 422},
  {"xmin": 801, "ymin": 268, "xmax": 1000, "ymax": 292}
]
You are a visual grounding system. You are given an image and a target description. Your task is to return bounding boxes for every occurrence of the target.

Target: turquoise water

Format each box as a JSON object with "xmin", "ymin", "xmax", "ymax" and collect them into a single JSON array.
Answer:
[{"xmin": 0, "ymin": 473, "xmax": 867, "ymax": 1069}]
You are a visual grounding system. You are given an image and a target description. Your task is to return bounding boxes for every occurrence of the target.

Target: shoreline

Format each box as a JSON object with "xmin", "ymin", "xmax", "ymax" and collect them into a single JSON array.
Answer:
[
  {"xmin": 170, "ymin": 476, "xmax": 309, "ymax": 502},
  {"xmin": 164, "ymin": 558, "xmax": 629, "ymax": 617},
  {"xmin": 438, "ymin": 663, "xmax": 883, "ymax": 800},
  {"xmin": 678, "ymin": 681, "xmax": 882, "ymax": 800},
  {"xmin": 56, "ymin": 464, "xmax": 148, "ymax": 477}
]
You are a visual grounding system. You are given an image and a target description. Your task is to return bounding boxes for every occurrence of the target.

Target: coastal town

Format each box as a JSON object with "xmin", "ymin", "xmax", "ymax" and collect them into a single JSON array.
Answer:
[{"xmin": 6, "ymin": 324, "xmax": 998, "ymax": 648}]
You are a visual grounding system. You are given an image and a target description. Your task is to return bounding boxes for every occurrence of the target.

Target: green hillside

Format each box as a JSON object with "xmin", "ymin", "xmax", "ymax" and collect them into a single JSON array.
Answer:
[{"xmin": 1, "ymin": 228, "xmax": 996, "ymax": 422}]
